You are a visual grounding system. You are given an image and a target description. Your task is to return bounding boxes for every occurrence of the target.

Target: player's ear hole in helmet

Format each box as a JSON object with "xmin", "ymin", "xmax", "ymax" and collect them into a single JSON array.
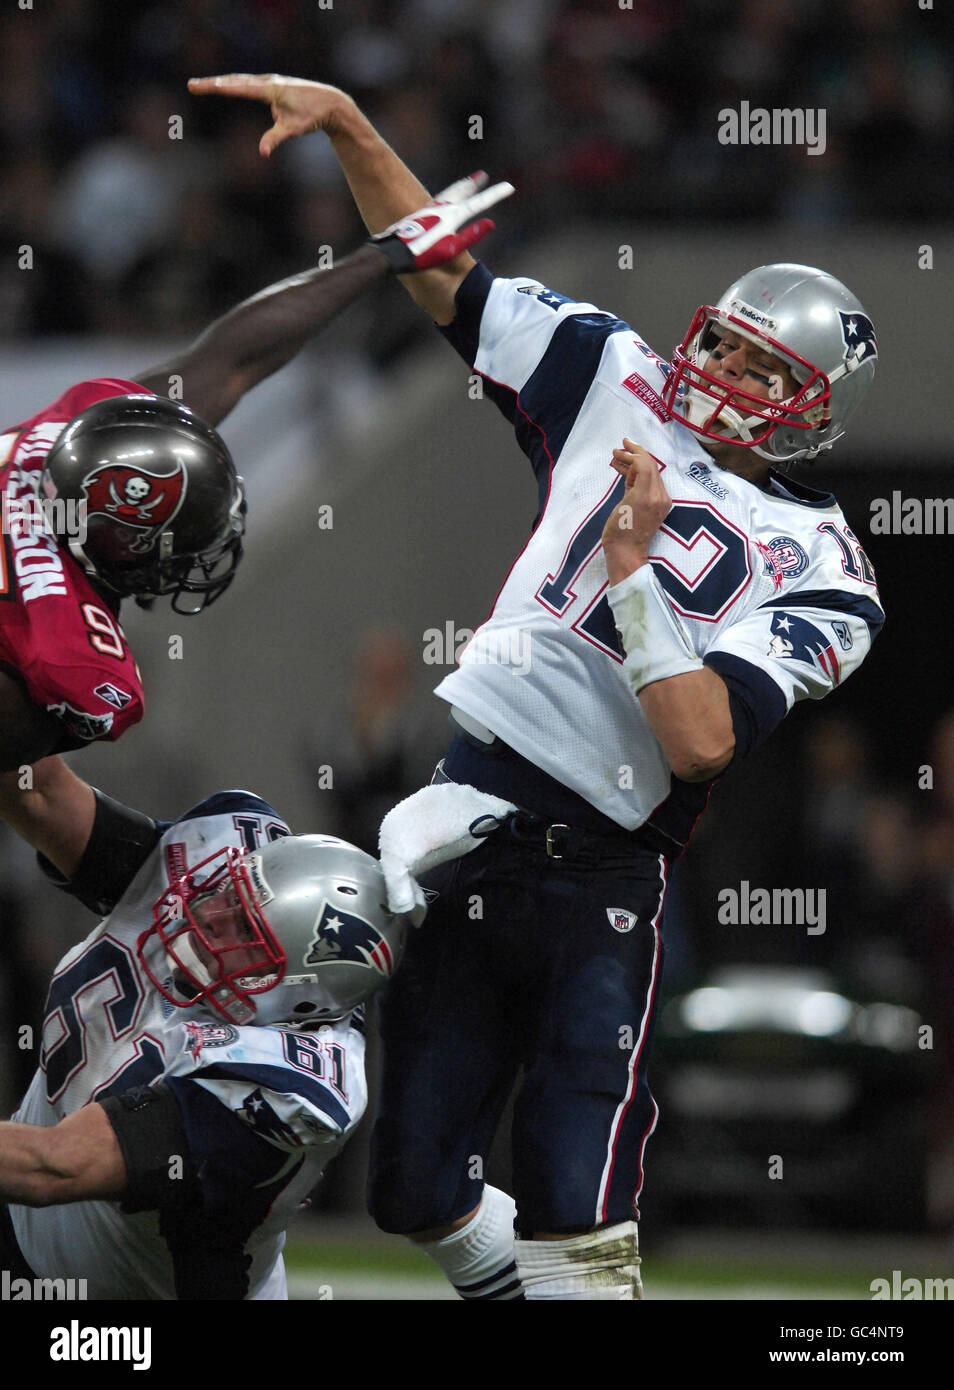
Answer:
[
  {"xmin": 664, "ymin": 263, "xmax": 878, "ymax": 465},
  {"xmin": 41, "ymin": 394, "xmax": 246, "ymax": 615},
  {"xmin": 138, "ymin": 834, "xmax": 410, "ymax": 1027}
]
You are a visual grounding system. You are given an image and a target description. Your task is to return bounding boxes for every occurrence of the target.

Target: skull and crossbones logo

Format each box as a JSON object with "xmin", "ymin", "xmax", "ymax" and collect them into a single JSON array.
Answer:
[{"xmin": 105, "ymin": 475, "xmax": 161, "ymax": 519}]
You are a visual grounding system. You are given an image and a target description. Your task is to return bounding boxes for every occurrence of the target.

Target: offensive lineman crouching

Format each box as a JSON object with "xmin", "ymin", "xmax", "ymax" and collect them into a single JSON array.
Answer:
[{"xmin": 0, "ymin": 768, "xmax": 413, "ymax": 1300}]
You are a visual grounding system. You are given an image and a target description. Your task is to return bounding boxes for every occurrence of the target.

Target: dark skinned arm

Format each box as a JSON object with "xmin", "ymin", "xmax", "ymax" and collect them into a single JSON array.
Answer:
[{"xmin": 137, "ymin": 245, "xmax": 391, "ymax": 427}]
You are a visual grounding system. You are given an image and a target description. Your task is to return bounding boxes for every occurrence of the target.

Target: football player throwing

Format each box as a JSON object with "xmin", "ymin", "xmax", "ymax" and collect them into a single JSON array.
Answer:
[{"xmin": 194, "ymin": 73, "xmax": 882, "ymax": 1301}]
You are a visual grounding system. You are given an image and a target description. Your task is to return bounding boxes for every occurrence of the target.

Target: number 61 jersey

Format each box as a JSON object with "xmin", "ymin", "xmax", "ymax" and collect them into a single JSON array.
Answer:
[
  {"xmin": 437, "ymin": 266, "xmax": 884, "ymax": 846},
  {"xmin": 12, "ymin": 793, "xmax": 368, "ymax": 1301}
]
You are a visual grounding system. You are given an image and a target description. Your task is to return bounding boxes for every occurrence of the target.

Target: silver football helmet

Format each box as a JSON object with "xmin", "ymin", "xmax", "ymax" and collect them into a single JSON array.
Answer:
[
  {"xmin": 139, "ymin": 834, "xmax": 409, "ymax": 1026},
  {"xmin": 664, "ymin": 263, "xmax": 878, "ymax": 463}
]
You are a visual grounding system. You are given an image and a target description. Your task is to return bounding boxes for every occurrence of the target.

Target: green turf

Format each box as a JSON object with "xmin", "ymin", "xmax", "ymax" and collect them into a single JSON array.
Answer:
[{"xmin": 282, "ymin": 1236, "xmax": 873, "ymax": 1294}]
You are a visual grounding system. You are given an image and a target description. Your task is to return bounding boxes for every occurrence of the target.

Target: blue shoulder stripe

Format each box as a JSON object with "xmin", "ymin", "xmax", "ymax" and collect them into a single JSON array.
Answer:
[
  {"xmin": 177, "ymin": 790, "xmax": 284, "ymax": 825},
  {"xmin": 516, "ymin": 311, "xmax": 629, "ymax": 485},
  {"xmin": 757, "ymin": 589, "xmax": 884, "ymax": 636},
  {"xmin": 194, "ymin": 1061, "xmax": 351, "ymax": 1131}
]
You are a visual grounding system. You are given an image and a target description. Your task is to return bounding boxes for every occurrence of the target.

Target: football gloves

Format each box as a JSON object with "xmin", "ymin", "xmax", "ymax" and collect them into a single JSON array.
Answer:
[{"xmin": 369, "ymin": 172, "xmax": 514, "ymax": 274}]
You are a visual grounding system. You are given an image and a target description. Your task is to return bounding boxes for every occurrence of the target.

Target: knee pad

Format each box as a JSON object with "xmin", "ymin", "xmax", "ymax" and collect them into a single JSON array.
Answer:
[{"xmin": 514, "ymin": 1220, "xmax": 642, "ymax": 1300}]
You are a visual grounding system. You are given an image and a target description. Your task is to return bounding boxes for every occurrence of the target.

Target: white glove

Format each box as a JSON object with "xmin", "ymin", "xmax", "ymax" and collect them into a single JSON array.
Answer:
[
  {"xmin": 369, "ymin": 172, "xmax": 514, "ymax": 274},
  {"xmin": 378, "ymin": 782, "xmax": 517, "ymax": 925}
]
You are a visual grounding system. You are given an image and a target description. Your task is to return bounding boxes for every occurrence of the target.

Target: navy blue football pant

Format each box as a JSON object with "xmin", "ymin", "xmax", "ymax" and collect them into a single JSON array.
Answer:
[{"xmin": 368, "ymin": 826, "xmax": 669, "ymax": 1235}]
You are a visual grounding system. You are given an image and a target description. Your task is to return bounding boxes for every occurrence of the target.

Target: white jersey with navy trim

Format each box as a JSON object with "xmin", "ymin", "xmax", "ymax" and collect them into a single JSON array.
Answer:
[
  {"xmin": 11, "ymin": 792, "xmax": 367, "ymax": 1301},
  {"xmin": 435, "ymin": 266, "xmax": 884, "ymax": 836}
]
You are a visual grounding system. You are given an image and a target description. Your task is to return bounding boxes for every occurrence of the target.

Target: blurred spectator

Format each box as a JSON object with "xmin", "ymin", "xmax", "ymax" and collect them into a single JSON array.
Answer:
[
  {"xmin": 0, "ymin": 0, "xmax": 944, "ymax": 341},
  {"xmin": 308, "ymin": 626, "xmax": 442, "ymax": 855}
]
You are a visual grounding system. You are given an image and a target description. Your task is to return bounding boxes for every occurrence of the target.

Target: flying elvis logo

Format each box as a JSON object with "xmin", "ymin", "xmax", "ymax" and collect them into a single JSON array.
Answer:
[
  {"xmin": 838, "ymin": 311, "xmax": 877, "ymax": 367},
  {"xmin": 306, "ymin": 901, "xmax": 397, "ymax": 976},
  {"xmin": 766, "ymin": 611, "xmax": 841, "ymax": 683}
]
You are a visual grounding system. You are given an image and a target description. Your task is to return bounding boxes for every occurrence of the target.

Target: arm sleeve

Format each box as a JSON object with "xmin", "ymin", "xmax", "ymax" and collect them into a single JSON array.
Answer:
[
  {"xmin": 36, "ymin": 788, "xmax": 163, "ymax": 915},
  {"xmin": 100, "ymin": 1078, "xmax": 303, "ymax": 1301}
]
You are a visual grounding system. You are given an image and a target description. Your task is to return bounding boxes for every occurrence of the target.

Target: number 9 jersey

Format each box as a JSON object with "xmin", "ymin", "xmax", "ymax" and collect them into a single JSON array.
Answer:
[
  {"xmin": 436, "ymin": 265, "xmax": 884, "ymax": 846},
  {"xmin": 0, "ymin": 379, "xmax": 147, "ymax": 748}
]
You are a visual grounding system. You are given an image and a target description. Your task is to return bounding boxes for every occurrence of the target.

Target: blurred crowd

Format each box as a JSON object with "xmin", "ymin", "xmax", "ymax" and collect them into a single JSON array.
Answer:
[{"xmin": 0, "ymin": 0, "xmax": 950, "ymax": 340}]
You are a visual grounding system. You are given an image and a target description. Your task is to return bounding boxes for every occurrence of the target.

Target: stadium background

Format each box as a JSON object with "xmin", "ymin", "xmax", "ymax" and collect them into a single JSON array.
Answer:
[{"xmin": 1, "ymin": 0, "xmax": 952, "ymax": 1302}]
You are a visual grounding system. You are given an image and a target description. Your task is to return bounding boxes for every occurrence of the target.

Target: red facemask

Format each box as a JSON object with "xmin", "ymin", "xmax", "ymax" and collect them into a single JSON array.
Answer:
[{"xmin": 138, "ymin": 846, "xmax": 286, "ymax": 1025}]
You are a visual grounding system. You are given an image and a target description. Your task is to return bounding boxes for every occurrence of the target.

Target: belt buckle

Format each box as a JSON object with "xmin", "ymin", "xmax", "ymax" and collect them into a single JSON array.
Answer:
[{"xmin": 546, "ymin": 823, "xmax": 570, "ymax": 859}]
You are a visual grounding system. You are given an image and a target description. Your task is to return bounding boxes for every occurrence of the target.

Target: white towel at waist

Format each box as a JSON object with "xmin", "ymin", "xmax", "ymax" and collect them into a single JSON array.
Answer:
[{"xmin": 378, "ymin": 782, "xmax": 517, "ymax": 923}]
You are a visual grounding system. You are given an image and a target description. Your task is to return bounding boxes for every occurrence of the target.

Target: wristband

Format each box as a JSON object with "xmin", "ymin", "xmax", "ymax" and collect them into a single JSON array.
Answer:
[
  {"xmin": 366, "ymin": 232, "xmax": 416, "ymax": 276},
  {"xmin": 608, "ymin": 565, "xmax": 703, "ymax": 694}
]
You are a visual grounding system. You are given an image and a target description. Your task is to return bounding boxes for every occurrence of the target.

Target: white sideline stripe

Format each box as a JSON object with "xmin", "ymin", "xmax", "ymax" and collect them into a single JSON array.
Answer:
[{"xmin": 595, "ymin": 853, "xmax": 668, "ymax": 1223}]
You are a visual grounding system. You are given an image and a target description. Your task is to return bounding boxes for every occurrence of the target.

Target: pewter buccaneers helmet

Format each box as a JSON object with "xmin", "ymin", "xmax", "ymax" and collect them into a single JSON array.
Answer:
[
  {"xmin": 41, "ymin": 395, "xmax": 245, "ymax": 613},
  {"xmin": 664, "ymin": 263, "xmax": 878, "ymax": 463},
  {"xmin": 138, "ymin": 835, "xmax": 409, "ymax": 1026}
]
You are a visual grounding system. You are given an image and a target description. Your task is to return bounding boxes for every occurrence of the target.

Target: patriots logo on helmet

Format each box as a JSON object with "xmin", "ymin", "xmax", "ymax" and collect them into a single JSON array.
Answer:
[
  {"xmin": 838, "ymin": 311, "xmax": 877, "ymax": 368},
  {"xmin": 80, "ymin": 462, "xmax": 186, "ymax": 536},
  {"xmin": 766, "ymin": 611, "xmax": 841, "ymax": 683},
  {"xmin": 305, "ymin": 900, "xmax": 398, "ymax": 977}
]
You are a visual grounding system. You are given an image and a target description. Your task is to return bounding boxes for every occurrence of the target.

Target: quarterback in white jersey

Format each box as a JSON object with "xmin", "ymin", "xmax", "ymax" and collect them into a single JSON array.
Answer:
[
  {"xmin": 190, "ymin": 74, "xmax": 883, "ymax": 1303},
  {"xmin": 435, "ymin": 265, "xmax": 882, "ymax": 843},
  {"xmin": 0, "ymin": 781, "xmax": 408, "ymax": 1300}
]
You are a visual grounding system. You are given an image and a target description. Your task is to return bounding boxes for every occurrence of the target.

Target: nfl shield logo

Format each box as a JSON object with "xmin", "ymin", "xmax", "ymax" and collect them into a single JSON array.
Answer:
[{"xmin": 607, "ymin": 908, "xmax": 638, "ymax": 933}]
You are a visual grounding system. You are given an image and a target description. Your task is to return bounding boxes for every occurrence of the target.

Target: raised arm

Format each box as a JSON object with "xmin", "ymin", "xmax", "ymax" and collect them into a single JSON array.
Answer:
[
  {"xmin": 601, "ymin": 441, "xmax": 736, "ymax": 783},
  {"xmin": 188, "ymin": 74, "xmax": 485, "ymax": 326},
  {"xmin": 137, "ymin": 246, "xmax": 390, "ymax": 427},
  {"xmin": 138, "ymin": 165, "xmax": 509, "ymax": 426}
]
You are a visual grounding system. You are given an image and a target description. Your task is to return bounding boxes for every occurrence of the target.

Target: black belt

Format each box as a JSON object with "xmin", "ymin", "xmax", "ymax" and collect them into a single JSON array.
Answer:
[
  {"xmin": 507, "ymin": 810, "xmax": 670, "ymax": 862},
  {"xmin": 432, "ymin": 760, "xmax": 674, "ymax": 862}
]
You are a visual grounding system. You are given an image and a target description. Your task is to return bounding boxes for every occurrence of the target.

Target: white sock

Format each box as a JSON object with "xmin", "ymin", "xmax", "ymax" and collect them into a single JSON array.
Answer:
[
  {"xmin": 515, "ymin": 1221, "xmax": 643, "ymax": 1300},
  {"xmin": 416, "ymin": 1186, "xmax": 524, "ymax": 1300}
]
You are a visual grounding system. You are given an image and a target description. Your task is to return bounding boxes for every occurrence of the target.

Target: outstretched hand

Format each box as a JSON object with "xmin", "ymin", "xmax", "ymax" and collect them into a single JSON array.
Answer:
[{"xmin": 188, "ymin": 73, "xmax": 350, "ymax": 156}]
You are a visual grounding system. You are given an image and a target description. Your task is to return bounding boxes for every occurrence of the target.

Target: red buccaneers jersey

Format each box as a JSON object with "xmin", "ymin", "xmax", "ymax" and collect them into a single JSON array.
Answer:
[{"xmin": 0, "ymin": 379, "xmax": 147, "ymax": 749}]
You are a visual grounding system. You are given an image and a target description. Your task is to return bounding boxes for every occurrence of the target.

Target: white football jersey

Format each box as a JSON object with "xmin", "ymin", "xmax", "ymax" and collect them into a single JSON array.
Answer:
[
  {"xmin": 12, "ymin": 792, "xmax": 367, "ymax": 1301},
  {"xmin": 436, "ymin": 268, "xmax": 883, "ymax": 839}
]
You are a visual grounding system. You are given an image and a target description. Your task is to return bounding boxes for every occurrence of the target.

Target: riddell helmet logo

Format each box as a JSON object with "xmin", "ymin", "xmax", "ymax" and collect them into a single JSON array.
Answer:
[
  {"xmin": 81, "ymin": 462, "xmax": 186, "ymax": 532},
  {"xmin": 726, "ymin": 299, "xmax": 779, "ymax": 335}
]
